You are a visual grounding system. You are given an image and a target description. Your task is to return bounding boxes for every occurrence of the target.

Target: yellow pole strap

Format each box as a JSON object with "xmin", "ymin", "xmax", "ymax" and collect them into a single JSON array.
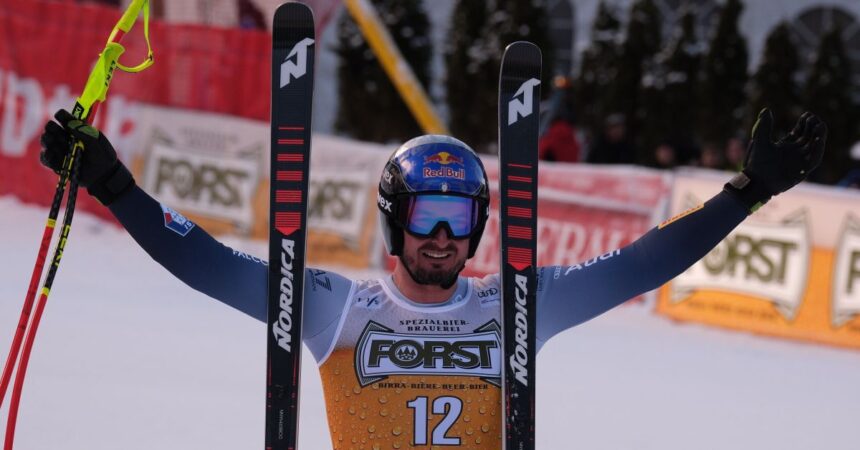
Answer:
[
  {"xmin": 75, "ymin": 0, "xmax": 154, "ymax": 119},
  {"xmin": 344, "ymin": 0, "xmax": 449, "ymax": 135}
]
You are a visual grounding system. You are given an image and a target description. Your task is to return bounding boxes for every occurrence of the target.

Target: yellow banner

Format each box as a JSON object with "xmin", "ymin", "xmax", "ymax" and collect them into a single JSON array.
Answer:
[{"xmin": 657, "ymin": 169, "xmax": 860, "ymax": 349}]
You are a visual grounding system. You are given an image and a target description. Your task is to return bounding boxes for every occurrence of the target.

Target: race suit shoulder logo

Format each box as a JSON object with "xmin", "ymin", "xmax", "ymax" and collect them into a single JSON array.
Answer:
[
  {"xmin": 160, "ymin": 204, "xmax": 195, "ymax": 236},
  {"xmin": 280, "ymin": 37, "xmax": 314, "ymax": 88},
  {"xmin": 508, "ymin": 78, "xmax": 541, "ymax": 125},
  {"xmin": 355, "ymin": 320, "xmax": 502, "ymax": 387}
]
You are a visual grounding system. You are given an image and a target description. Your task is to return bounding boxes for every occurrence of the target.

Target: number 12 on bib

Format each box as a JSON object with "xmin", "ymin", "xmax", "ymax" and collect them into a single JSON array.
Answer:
[{"xmin": 498, "ymin": 41, "xmax": 541, "ymax": 450}]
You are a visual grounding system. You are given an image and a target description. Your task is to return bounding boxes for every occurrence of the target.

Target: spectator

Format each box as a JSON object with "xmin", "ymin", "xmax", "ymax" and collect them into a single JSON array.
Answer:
[
  {"xmin": 837, "ymin": 141, "xmax": 860, "ymax": 189},
  {"xmin": 586, "ymin": 113, "xmax": 637, "ymax": 164},
  {"xmin": 239, "ymin": 0, "xmax": 266, "ymax": 30},
  {"xmin": 698, "ymin": 142, "xmax": 725, "ymax": 170},
  {"xmin": 838, "ymin": 170, "xmax": 860, "ymax": 189},
  {"xmin": 538, "ymin": 108, "xmax": 582, "ymax": 163},
  {"xmin": 724, "ymin": 136, "xmax": 746, "ymax": 172},
  {"xmin": 652, "ymin": 142, "xmax": 677, "ymax": 169}
]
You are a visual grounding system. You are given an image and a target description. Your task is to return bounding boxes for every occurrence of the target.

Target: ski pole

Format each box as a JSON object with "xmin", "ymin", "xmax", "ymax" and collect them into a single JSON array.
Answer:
[{"xmin": 1, "ymin": 1, "xmax": 154, "ymax": 448}]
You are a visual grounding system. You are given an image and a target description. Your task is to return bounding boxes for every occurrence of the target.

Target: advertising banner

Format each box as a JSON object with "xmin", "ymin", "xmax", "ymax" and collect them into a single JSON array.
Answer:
[
  {"xmin": 303, "ymin": 135, "xmax": 391, "ymax": 268},
  {"xmin": 0, "ymin": 2, "xmax": 385, "ymax": 269},
  {"xmin": 135, "ymin": 105, "xmax": 267, "ymax": 236},
  {"xmin": 135, "ymin": 118, "xmax": 390, "ymax": 269},
  {"xmin": 657, "ymin": 169, "xmax": 860, "ymax": 349},
  {"xmin": 0, "ymin": 0, "xmax": 270, "ymax": 221}
]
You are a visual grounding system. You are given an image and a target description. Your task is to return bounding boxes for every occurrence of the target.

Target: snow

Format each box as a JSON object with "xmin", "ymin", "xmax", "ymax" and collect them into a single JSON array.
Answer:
[{"xmin": 1, "ymin": 195, "xmax": 859, "ymax": 449}]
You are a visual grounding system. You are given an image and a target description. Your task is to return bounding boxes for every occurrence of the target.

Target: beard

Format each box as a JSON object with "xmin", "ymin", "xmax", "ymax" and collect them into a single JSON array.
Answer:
[{"xmin": 400, "ymin": 244, "xmax": 466, "ymax": 289}]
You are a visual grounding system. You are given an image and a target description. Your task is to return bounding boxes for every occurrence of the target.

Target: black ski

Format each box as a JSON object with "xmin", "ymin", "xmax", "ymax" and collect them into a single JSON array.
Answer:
[
  {"xmin": 266, "ymin": 3, "xmax": 315, "ymax": 449},
  {"xmin": 498, "ymin": 41, "xmax": 541, "ymax": 450}
]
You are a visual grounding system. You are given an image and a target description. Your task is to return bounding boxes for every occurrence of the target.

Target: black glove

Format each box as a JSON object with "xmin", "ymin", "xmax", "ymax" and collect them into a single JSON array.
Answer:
[
  {"xmin": 40, "ymin": 109, "xmax": 135, "ymax": 205},
  {"xmin": 724, "ymin": 108, "xmax": 827, "ymax": 213}
]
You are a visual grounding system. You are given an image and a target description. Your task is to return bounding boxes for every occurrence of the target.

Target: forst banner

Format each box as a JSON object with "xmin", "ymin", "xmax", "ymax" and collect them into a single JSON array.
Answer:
[
  {"xmin": 658, "ymin": 169, "xmax": 860, "ymax": 350},
  {"xmin": 133, "ymin": 107, "xmax": 387, "ymax": 269}
]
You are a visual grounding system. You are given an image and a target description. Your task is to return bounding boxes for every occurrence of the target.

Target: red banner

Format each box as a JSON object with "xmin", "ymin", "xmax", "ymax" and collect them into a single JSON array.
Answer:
[{"xmin": 0, "ymin": 0, "xmax": 270, "ymax": 219}]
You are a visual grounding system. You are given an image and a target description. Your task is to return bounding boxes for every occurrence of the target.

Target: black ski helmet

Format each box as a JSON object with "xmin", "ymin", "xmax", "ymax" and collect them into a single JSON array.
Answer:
[{"xmin": 378, "ymin": 135, "xmax": 490, "ymax": 257}]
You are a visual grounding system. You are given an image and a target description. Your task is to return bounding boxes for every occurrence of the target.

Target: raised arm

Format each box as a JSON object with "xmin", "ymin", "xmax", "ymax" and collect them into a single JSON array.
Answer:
[
  {"xmin": 536, "ymin": 108, "xmax": 827, "ymax": 346},
  {"xmin": 109, "ymin": 185, "xmax": 270, "ymax": 320},
  {"xmin": 39, "ymin": 110, "xmax": 352, "ymax": 361},
  {"xmin": 536, "ymin": 190, "xmax": 745, "ymax": 344}
]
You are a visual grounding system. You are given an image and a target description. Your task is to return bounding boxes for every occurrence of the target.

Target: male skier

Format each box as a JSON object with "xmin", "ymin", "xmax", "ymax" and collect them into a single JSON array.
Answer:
[{"xmin": 39, "ymin": 108, "xmax": 826, "ymax": 448}]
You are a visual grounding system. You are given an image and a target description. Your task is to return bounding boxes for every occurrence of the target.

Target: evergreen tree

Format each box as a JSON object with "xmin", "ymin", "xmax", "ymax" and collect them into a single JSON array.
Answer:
[
  {"xmin": 494, "ymin": 0, "xmax": 555, "ymax": 89},
  {"xmin": 334, "ymin": 0, "xmax": 432, "ymax": 143},
  {"xmin": 444, "ymin": 0, "xmax": 554, "ymax": 152},
  {"xmin": 697, "ymin": 0, "xmax": 748, "ymax": 145},
  {"xmin": 748, "ymin": 22, "xmax": 802, "ymax": 138},
  {"xmin": 638, "ymin": 9, "xmax": 703, "ymax": 164},
  {"xmin": 576, "ymin": 0, "xmax": 622, "ymax": 142},
  {"xmin": 608, "ymin": 0, "xmax": 661, "ymax": 144},
  {"xmin": 445, "ymin": 0, "xmax": 495, "ymax": 152},
  {"xmin": 803, "ymin": 26, "xmax": 857, "ymax": 184}
]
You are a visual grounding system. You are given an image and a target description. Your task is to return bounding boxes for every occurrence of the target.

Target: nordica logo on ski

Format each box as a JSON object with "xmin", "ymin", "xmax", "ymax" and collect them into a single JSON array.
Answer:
[
  {"xmin": 280, "ymin": 37, "xmax": 314, "ymax": 87},
  {"xmin": 272, "ymin": 238, "xmax": 297, "ymax": 352},
  {"xmin": 509, "ymin": 274, "xmax": 530, "ymax": 386},
  {"xmin": 355, "ymin": 321, "xmax": 502, "ymax": 387},
  {"xmin": 507, "ymin": 78, "xmax": 541, "ymax": 125}
]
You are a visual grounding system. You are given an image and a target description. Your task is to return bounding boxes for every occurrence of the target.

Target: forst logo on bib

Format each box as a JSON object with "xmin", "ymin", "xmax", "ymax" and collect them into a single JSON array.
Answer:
[{"xmin": 355, "ymin": 321, "xmax": 502, "ymax": 387}]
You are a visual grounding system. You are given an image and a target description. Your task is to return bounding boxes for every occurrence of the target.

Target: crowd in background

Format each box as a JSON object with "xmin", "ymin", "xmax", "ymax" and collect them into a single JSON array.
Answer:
[
  {"xmin": 539, "ymin": 98, "xmax": 860, "ymax": 188},
  {"xmin": 538, "ymin": 75, "xmax": 860, "ymax": 189},
  {"xmin": 71, "ymin": 0, "xmax": 860, "ymax": 188},
  {"xmin": 537, "ymin": 87, "xmax": 750, "ymax": 173}
]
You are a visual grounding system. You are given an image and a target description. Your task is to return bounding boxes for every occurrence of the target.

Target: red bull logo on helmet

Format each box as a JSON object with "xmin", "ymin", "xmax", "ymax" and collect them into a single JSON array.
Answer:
[
  {"xmin": 424, "ymin": 151, "xmax": 464, "ymax": 165},
  {"xmin": 423, "ymin": 151, "xmax": 466, "ymax": 180}
]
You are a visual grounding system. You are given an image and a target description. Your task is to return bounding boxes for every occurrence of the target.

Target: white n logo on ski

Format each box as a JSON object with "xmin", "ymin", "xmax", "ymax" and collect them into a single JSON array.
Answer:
[
  {"xmin": 507, "ymin": 78, "xmax": 541, "ymax": 125},
  {"xmin": 280, "ymin": 37, "xmax": 315, "ymax": 88}
]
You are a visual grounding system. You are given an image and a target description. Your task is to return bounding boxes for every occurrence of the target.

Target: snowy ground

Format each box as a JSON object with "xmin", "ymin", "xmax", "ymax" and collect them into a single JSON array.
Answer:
[{"xmin": 1, "ymin": 195, "xmax": 858, "ymax": 450}]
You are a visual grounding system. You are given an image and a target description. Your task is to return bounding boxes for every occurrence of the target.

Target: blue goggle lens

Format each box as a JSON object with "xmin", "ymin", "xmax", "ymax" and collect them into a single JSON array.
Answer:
[{"xmin": 403, "ymin": 195, "xmax": 478, "ymax": 238}]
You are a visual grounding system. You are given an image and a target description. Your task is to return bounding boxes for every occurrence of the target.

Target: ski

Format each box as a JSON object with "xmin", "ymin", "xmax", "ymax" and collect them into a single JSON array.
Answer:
[
  {"xmin": 266, "ymin": 3, "xmax": 315, "ymax": 449},
  {"xmin": 498, "ymin": 41, "xmax": 541, "ymax": 450}
]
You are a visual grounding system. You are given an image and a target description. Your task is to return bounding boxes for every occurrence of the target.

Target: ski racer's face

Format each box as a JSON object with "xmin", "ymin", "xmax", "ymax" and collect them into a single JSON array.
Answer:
[{"xmin": 400, "ymin": 227, "xmax": 469, "ymax": 288}]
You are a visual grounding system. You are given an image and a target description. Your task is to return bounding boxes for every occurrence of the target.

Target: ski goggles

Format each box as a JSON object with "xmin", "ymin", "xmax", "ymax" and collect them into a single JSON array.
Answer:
[{"xmin": 396, "ymin": 194, "xmax": 483, "ymax": 239}]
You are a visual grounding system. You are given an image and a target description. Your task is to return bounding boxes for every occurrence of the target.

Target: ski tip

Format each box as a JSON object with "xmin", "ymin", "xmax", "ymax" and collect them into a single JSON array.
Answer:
[
  {"xmin": 502, "ymin": 41, "xmax": 542, "ymax": 65},
  {"xmin": 273, "ymin": 2, "xmax": 315, "ymax": 29},
  {"xmin": 275, "ymin": 1, "xmax": 314, "ymax": 16},
  {"xmin": 504, "ymin": 41, "xmax": 539, "ymax": 52}
]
